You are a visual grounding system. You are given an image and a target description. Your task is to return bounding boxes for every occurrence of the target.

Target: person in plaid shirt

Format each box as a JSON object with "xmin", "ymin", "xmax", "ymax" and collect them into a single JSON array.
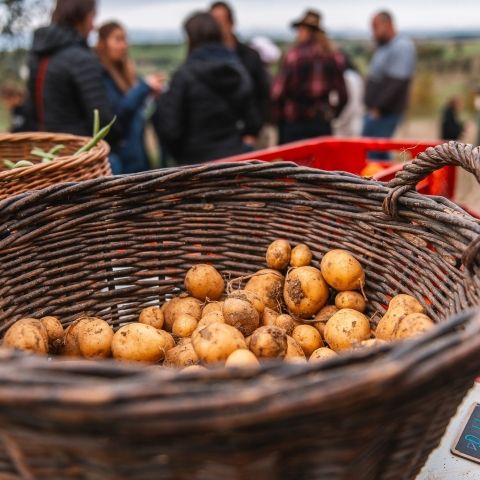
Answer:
[{"xmin": 272, "ymin": 10, "xmax": 348, "ymax": 144}]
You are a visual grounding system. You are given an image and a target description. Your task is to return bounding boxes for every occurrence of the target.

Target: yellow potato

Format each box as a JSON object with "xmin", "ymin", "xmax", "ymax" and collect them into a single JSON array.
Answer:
[
  {"xmin": 164, "ymin": 296, "xmax": 202, "ymax": 332},
  {"xmin": 197, "ymin": 310, "xmax": 225, "ymax": 328},
  {"xmin": 40, "ymin": 316, "xmax": 64, "ymax": 344},
  {"xmin": 335, "ymin": 291, "xmax": 366, "ymax": 312},
  {"xmin": 375, "ymin": 294, "xmax": 425, "ymax": 341},
  {"xmin": 191, "ymin": 323, "xmax": 246, "ymax": 364},
  {"xmin": 162, "ymin": 297, "xmax": 183, "ymax": 332},
  {"xmin": 165, "ymin": 342, "xmax": 199, "ymax": 368},
  {"xmin": 76, "ymin": 317, "xmax": 114, "ymax": 359},
  {"xmin": 225, "ymin": 349, "xmax": 260, "ymax": 368},
  {"xmin": 324, "ymin": 309, "xmax": 371, "ymax": 352},
  {"xmin": 395, "ymin": 313, "xmax": 435, "ymax": 340},
  {"xmin": 229, "ymin": 290, "xmax": 264, "ymax": 315},
  {"xmin": 249, "ymin": 326, "xmax": 287, "ymax": 359},
  {"xmin": 62, "ymin": 318, "xmax": 91, "ymax": 357},
  {"xmin": 266, "ymin": 239, "xmax": 291, "ymax": 270},
  {"xmin": 313, "ymin": 305, "xmax": 339, "ymax": 337},
  {"xmin": 181, "ymin": 365, "xmax": 207, "ymax": 373},
  {"xmin": 245, "ymin": 269, "xmax": 284, "ymax": 311},
  {"xmin": 309, "ymin": 347, "xmax": 338, "ymax": 363},
  {"xmin": 112, "ymin": 323, "xmax": 171, "ymax": 363},
  {"xmin": 262, "ymin": 307, "xmax": 279, "ymax": 326},
  {"xmin": 320, "ymin": 249, "xmax": 365, "ymax": 291},
  {"xmin": 172, "ymin": 314, "xmax": 198, "ymax": 338},
  {"xmin": 202, "ymin": 301, "xmax": 224, "ymax": 317},
  {"xmin": 3, "ymin": 318, "xmax": 48, "ymax": 355},
  {"xmin": 139, "ymin": 306, "xmax": 164, "ymax": 329},
  {"xmin": 273, "ymin": 314, "xmax": 297, "ymax": 335},
  {"xmin": 223, "ymin": 297, "xmax": 259, "ymax": 336},
  {"xmin": 185, "ymin": 264, "xmax": 225, "ymax": 301},
  {"xmin": 353, "ymin": 338, "xmax": 387, "ymax": 349},
  {"xmin": 284, "ymin": 266, "xmax": 329, "ymax": 318},
  {"xmin": 290, "ymin": 244, "xmax": 313, "ymax": 267},
  {"xmin": 284, "ymin": 335, "xmax": 307, "ymax": 363},
  {"xmin": 157, "ymin": 330, "xmax": 176, "ymax": 351},
  {"xmin": 292, "ymin": 324, "xmax": 323, "ymax": 356}
]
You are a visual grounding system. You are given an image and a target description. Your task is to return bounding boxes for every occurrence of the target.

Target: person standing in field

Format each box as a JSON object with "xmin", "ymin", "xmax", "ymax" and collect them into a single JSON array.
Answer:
[
  {"xmin": 210, "ymin": 1, "xmax": 271, "ymax": 147},
  {"xmin": 27, "ymin": 0, "xmax": 118, "ymax": 143},
  {"xmin": 440, "ymin": 97, "xmax": 464, "ymax": 141},
  {"xmin": 154, "ymin": 12, "xmax": 260, "ymax": 165},
  {"xmin": 272, "ymin": 10, "xmax": 347, "ymax": 144},
  {"xmin": 96, "ymin": 22, "xmax": 164, "ymax": 174},
  {"xmin": 362, "ymin": 11, "xmax": 416, "ymax": 142}
]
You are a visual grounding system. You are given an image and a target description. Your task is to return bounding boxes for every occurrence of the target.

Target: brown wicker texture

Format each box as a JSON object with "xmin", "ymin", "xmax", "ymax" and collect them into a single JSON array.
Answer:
[
  {"xmin": 0, "ymin": 132, "xmax": 111, "ymax": 200},
  {"xmin": 0, "ymin": 141, "xmax": 479, "ymax": 480}
]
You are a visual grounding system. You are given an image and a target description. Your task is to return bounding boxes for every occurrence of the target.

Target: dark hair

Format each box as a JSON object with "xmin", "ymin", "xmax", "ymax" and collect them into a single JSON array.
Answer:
[
  {"xmin": 210, "ymin": 1, "xmax": 235, "ymax": 24},
  {"xmin": 376, "ymin": 10, "xmax": 393, "ymax": 24},
  {"xmin": 52, "ymin": 0, "xmax": 96, "ymax": 28},
  {"xmin": 184, "ymin": 12, "xmax": 223, "ymax": 54},
  {"xmin": 98, "ymin": 21, "xmax": 123, "ymax": 42}
]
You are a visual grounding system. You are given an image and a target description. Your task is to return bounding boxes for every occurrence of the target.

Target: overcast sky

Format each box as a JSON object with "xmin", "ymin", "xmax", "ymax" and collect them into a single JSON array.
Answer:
[{"xmin": 93, "ymin": 0, "xmax": 480, "ymax": 38}]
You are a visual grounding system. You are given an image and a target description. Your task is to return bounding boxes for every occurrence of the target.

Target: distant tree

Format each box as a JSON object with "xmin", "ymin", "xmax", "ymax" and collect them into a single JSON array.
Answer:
[{"xmin": 0, "ymin": 0, "xmax": 51, "ymax": 37}]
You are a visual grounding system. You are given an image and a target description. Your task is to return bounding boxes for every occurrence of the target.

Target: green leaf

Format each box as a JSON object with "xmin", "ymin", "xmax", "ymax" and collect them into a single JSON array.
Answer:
[
  {"xmin": 12, "ymin": 160, "xmax": 34, "ymax": 169},
  {"xmin": 48, "ymin": 144, "xmax": 65, "ymax": 156},
  {"xmin": 3, "ymin": 160, "xmax": 16, "ymax": 169}
]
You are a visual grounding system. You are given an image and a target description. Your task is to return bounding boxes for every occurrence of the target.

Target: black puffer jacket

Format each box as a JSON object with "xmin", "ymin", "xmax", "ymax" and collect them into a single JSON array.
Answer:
[
  {"xmin": 155, "ymin": 44, "xmax": 261, "ymax": 165},
  {"xmin": 28, "ymin": 24, "xmax": 117, "ymax": 140}
]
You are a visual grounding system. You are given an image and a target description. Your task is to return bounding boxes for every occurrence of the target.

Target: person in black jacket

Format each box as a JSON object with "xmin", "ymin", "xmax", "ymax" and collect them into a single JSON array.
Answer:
[
  {"xmin": 210, "ymin": 2, "xmax": 271, "ymax": 143},
  {"xmin": 27, "ymin": 0, "xmax": 117, "ymax": 142},
  {"xmin": 155, "ymin": 12, "xmax": 261, "ymax": 165},
  {"xmin": 441, "ymin": 97, "xmax": 464, "ymax": 141}
]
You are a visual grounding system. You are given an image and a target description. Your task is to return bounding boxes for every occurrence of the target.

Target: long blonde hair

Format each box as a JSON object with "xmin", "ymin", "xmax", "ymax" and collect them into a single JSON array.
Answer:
[{"xmin": 96, "ymin": 22, "xmax": 137, "ymax": 93}]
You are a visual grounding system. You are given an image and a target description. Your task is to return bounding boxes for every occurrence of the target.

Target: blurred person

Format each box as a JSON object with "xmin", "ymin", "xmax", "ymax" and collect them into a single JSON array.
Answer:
[
  {"xmin": 210, "ymin": 1, "xmax": 271, "ymax": 144},
  {"xmin": 96, "ymin": 22, "xmax": 163, "ymax": 174},
  {"xmin": 154, "ymin": 12, "xmax": 261, "ymax": 165},
  {"xmin": 272, "ymin": 10, "xmax": 347, "ymax": 144},
  {"xmin": 27, "ymin": 0, "xmax": 118, "ymax": 142},
  {"xmin": 441, "ymin": 97, "xmax": 464, "ymax": 140},
  {"xmin": 333, "ymin": 55, "xmax": 364, "ymax": 137},
  {"xmin": 0, "ymin": 85, "xmax": 34, "ymax": 132},
  {"xmin": 363, "ymin": 11, "xmax": 416, "ymax": 144}
]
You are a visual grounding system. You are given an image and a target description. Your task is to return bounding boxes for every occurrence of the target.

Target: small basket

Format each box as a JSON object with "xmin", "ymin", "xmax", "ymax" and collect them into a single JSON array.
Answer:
[
  {"xmin": 0, "ymin": 132, "xmax": 111, "ymax": 200},
  {"xmin": 0, "ymin": 142, "xmax": 479, "ymax": 479}
]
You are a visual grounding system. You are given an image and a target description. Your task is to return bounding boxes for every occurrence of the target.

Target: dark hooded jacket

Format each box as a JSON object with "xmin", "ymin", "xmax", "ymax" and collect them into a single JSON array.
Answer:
[
  {"xmin": 155, "ymin": 44, "xmax": 261, "ymax": 165},
  {"xmin": 27, "ymin": 24, "xmax": 117, "ymax": 141}
]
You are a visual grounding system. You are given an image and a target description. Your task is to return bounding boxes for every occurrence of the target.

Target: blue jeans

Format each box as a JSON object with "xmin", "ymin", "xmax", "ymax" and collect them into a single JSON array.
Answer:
[{"xmin": 362, "ymin": 113, "xmax": 402, "ymax": 160}]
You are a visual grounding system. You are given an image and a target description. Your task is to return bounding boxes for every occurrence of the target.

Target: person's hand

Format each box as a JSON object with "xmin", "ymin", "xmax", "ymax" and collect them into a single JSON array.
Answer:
[
  {"xmin": 369, "ymin": 109, "xmax": 380, "ymax": 119},
  {"xmin": 243, "ymin": 135, "xmax": 257, "ymax": 146},
  {"xmin": 145, "ymin": 73, "xmax": 165, "ymax": 95}
]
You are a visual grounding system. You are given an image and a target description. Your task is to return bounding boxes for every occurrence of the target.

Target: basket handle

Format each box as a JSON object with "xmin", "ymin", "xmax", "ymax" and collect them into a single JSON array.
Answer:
[{"xmin": 382, "ymin": 141, "xmax": 480, "ymax": 270}]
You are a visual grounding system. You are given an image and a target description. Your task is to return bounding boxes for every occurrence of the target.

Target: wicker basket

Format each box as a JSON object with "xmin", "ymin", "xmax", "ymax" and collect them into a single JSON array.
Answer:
[
  {"xmin": 0, "ymin": 132, "xmax": 111, "ymax": 200},
  {"xmin": 0, "ymin": 141, "xmax": 480, "ymax": 480}
]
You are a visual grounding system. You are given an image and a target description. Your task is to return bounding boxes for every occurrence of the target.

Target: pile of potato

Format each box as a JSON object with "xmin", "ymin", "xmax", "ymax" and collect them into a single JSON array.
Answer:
[{"xmin": 1, "ymin": 240, "xmax": 436, "ymax": 369}]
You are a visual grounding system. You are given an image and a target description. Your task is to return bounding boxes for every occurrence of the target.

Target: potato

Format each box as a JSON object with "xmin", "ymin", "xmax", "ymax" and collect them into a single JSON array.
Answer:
[
  {"xmin": 309, "ymin": 347, "xmax": 338, "ymax": 363},
  {"xmin": 177, "ymin": 336, "xmax": 192, "ymax": 346},
  {"xmin": 266, "ymin": 239, "xmax": 291, "ymax": 270},
  {"xmin": 112, "ymin": 323, "xmax": 171, "ymax": 363},
  {"xmin": 249, "ymin": 326, "xmax": 287, "ymax": 359},
  {"xmin": 75, "ymin": 317, "xmax": 114, "ymax": 359},
  {"xmin": 223, "ymin": 297, "xmax": 259, "ymax": 336},
  {"xmin": 185, "ymin": 264, "xmax": 225, "ymax": 301},
  {"xmin": 313, "ymin": 305, "xmax": 339, "ymax": 337},
  {"xmin": 202, "ymin": 301, "xmax": 224, "ymax": 317},
  {"xmin": 284, "ymin": 335, "xmax": 307, "ymax": 363},
  {"xmin": 245, "ymin": 335, "xmax": 252, "ymax": 348},
  {"xmin": 284, "ymin": 266, "xmax": 329, "ymax": 318},
  {"xmin": 225, "ymin": 349, "xmax": 260, "ymax": 368},
  {"xmin": 290, "ymin": 244, "xmax": 313, "ymax": 267},
  {"xmin": 273, "ymin": 314, "xmax": 297, "ymax": 335},
  {"xmin": 245, "ymin": 269, "xmax": 284, "ymax": 311},
  {"xmin": 62, "ymin": 318, "xmax": 90, "ymax": 357},
  {"xmin": 292, "ymin": 324, "xmax": 323, "ymax": 356},
  {"xmin": 375, "ymin": 294, "xmax": 425, "ymax": 341},
  {"xmin": 335, "ymin": 291, "xmax": 366, "ymax": 313},
  {"xmin": 3, "ymin": 318, "xmax": 48, "ymax": 354},
  {"xmin": 353, "ymin": 338, "xmax": 387, "ymax": 349},
  {"xmin": 262, "ymin": 307, "xmax": 279, "ymax": 326},
  {"xmin": 139, "ymin": 306, "xmax": 164, "ymax": 329},
  {"xmin": 158, "ymin": 330, "xmax": 176, "ymax": 351},
  {"xmin": 172, "ymin": 314, "xmax": 198, "ymax": 338},
  {"xmin": 181, "ymin": 365, "xmax": 206, "ymax": 373},
  {"xmin": 229, "ymin": 290, "xmax": 264, "ymax": 315},
  {"xmin": 165, "ymin": 342, "xmax": 199, "ymax": 368},
  {"xmin": 395, "ymin": 313, "xmax": 434, "ymax": 340},
  {"xmin": 324, "ymin": 309, "xmax": 371, "ymax": 352},
  {"xmin": 40, "ymin": 316, "xmax": 64, "ymax": 344},
  {"xmin": 197, "ymin": 310, "xmax": 225, "ymax": 328},
  {"xmin": 162, "ymin": 297, "xmax": 182, "ymax": 332},
  {"xmin": 191, "ymin": 323, "xmax": 246, "ymax": 364},
  {"xmin": 320, "ymin": 249, "xmax": 365, "ymax": 291},
  {"xmin": 164, "ymin": 296, "xmax": 202, "ymax": 331}
]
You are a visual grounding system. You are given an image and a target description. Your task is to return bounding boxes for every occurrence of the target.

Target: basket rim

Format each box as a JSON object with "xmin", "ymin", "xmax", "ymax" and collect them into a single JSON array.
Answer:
[{"xmin": 0, "ymin": 132, "xmax": 110, "ymax": 180}]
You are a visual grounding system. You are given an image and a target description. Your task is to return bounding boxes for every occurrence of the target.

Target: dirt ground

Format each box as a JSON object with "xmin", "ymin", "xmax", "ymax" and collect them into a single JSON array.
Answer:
[{"xmin": 397, "ymin": 117, "xmax": 480, "ymax": 214}]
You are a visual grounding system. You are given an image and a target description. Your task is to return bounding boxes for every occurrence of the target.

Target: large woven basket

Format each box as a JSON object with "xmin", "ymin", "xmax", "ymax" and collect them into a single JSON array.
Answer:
[
  {"xmin": 0, "ymin": 132, "xmax": 111, "ymax": 200},
  {"xmin": 0, "ymin": 141, "xmax": 480, "ymax": 480}
]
